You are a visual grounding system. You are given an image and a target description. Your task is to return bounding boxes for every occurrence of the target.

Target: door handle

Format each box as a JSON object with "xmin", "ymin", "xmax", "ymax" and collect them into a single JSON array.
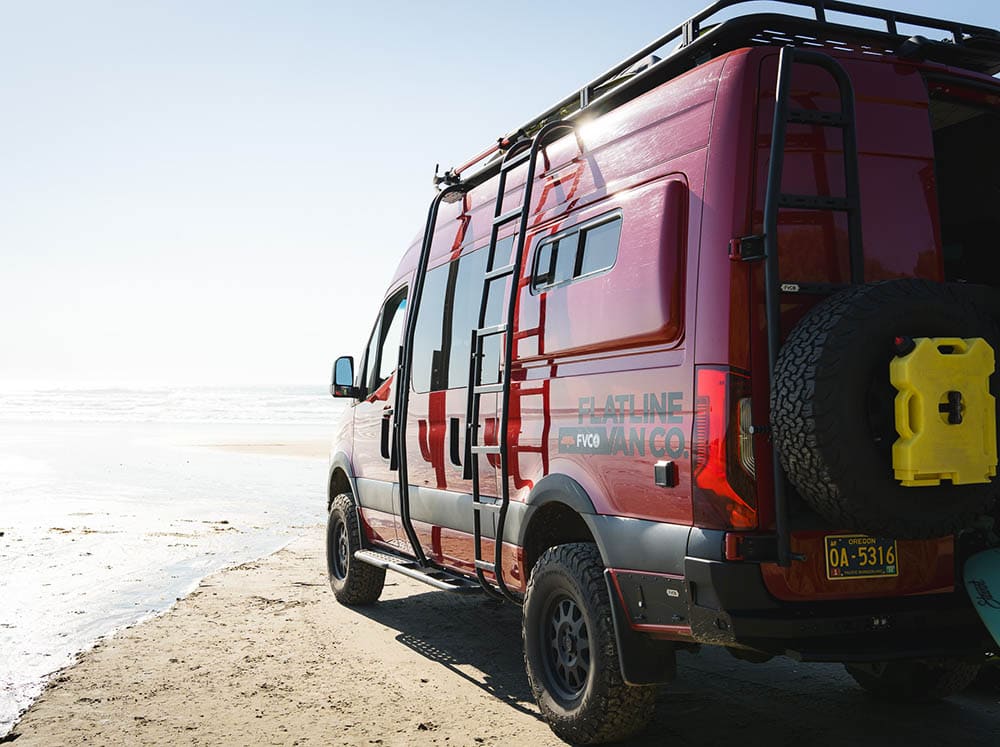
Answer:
[
  {"xmin": 449, "ymin": 417, "xmax": 462, "ymax": 467},
  {"xmin": 380, "ymin": 408, "xmax": 392, "ymax": 460}
]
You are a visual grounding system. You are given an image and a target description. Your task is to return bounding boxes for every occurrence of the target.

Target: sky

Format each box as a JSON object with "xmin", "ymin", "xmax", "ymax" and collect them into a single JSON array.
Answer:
[{"xmin": 1, "ymin": 0, "xmax": 997, "ymax": 387}]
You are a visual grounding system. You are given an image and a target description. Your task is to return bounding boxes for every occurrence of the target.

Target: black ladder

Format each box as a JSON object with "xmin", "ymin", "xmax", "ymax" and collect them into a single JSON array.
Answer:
[
  {"xmin": 464, "ymin": 121, "xmax": 578, "ymax": 602},
  {"xmin": 392, "ymin": 181, "xmax": 468, "ymax": 568},
  {"xmin": 761, "ymin": 47, "xmax": 863, "ymax": 567}
]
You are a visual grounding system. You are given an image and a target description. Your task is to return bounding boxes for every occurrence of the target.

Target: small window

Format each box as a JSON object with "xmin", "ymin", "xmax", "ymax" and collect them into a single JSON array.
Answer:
[
  {"xmin": 531, "ymin": 214, "xmax": 621, "ymax": 292},
  {"xmin": 578, "ymin": 220, "xmax": 621, "ymax": 276}
]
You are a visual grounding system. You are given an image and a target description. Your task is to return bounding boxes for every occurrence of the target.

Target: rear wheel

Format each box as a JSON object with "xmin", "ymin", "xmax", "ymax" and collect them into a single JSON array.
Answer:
[
  {"xmin": 522, "ymin": 543, "xmax": 655, "ymax": 744},
  {"xmin": 845, "ymin": 659, "xmax": 980, "ymax": 701},
  {"xmin": 326, "ymin": 492, "xmax": 385, "ymax": 605}
]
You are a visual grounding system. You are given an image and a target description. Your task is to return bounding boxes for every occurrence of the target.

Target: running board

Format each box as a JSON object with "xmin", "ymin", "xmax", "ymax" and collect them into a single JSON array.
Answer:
[{"xmin": 354, "ymin": 550, "xmax": 482, "ymax": 594}]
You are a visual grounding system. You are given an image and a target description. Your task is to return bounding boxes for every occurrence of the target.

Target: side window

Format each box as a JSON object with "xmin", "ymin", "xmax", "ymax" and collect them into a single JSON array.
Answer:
[
  {"xmin": 411, "ymin": 244, "xmax": 502, "ymax": 393},
  {"xmin": 578, "ymin": 219, "xmax": 621, "ymax": 276},
  {"xmin": 367, "ymin": 288, "xmax": 407, "ymax": 392},
  {"xmin": 411, "ymin": 264, "xmax": 449, "ymax": 392},
  {"xmin": 531, "ymin": 213, "xmax": 621, "ymax": 292},
  {"xmin": 377, "ymin": 295, "xmax": 407, "ymax": 385},
  {"xmin": 360, "ymin": 323, "xmax": 379, "ymax": 390}
]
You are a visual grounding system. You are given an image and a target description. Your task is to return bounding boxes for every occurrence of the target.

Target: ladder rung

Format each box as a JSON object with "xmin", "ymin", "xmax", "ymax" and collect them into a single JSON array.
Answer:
[
  {"xmin": 516, "ymin": 445, "xmax": 545, "ymax": 453},
  {"xmin": 471, "ymin": 444, "xmax": 502, "ymax": 455},
  {"xmin": 493, "ymin": 207, "xmax": 524, "ymax": 227},
  {"xmin": 778, "ymin": 194, "xmax": 852, "ymax": 211},
  {"xmin": 787, "ymin": 108, "xmax": 848, "ymax": 127},
  {"xmin": 513, "ymin": 328, "xmax": 541, "ymax": 339},
  {"xmin": 502, "ymin": 148, "xmax": 532, "ymax": 170},
  {"xmin": 475, "ymin": 382, "xmax": 504, "ymax": 394},
  {"xmin": 473, "ymin": 502, "xmax": 501, "ymax": 513},
  {"xmin": 485, "ymin": 264, "xmax": 516, "ymax": 281},
  {"xmin": 474, "ymin": 559, "xmax": 496, "ymax": 572},
  {"xmin": 517, "ymin": 386, "xmax": 546, "ymax": 395},
  {"xmin": 476, "ymin": 323, "xmax": 508, "ymax": 337}
]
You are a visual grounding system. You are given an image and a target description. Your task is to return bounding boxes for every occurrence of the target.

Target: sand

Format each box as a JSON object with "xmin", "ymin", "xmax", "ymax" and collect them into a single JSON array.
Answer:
[
  {"xmin": 11, "ymin": 527, "xmax": 1000, "ymax": 746},
  {"xmin": 200, "ymin": 441, "xmax": 331, "ymax": 459},
  {"xmin": 10, "ymin": 529, "xmax": 562, "ymax": 747}
]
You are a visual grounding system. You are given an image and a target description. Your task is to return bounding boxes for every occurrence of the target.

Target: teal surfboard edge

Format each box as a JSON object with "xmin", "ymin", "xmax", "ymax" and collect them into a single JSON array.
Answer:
[{"xmin": 964, "ymin": 548, "xmax": 1000, "ymax": 647}]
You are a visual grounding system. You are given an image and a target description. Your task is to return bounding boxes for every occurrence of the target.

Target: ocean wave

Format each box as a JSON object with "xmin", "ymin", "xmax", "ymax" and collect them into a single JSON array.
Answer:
[{"xmin": 0, "ymin": 386, "xmax": 347, "ymax": 426}]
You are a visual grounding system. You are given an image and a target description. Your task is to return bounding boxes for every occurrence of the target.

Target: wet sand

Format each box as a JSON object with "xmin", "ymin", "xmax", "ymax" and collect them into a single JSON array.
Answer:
[
  {"xmin": 10, "ymin": 527, "xmax": 1000, "ymax": 746},
  {"xmin": 0, "ymin": 421, "xmax": 330, "ymax": 736},
  {"xmin": 10, "ymin": 529, "xmax": 560, "ymax": 746}
]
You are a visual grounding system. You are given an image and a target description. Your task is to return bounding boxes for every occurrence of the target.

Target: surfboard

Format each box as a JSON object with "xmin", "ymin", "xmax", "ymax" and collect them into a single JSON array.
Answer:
[{"xmin": 964, "ymin": 548, "xmax": 1000, "ymax": 647}]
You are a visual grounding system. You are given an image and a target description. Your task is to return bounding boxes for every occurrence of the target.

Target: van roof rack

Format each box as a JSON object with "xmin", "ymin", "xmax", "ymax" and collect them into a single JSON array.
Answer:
[{"xmin": 442, "ymin": 0, "xmax": 1000, "ymax": 190}]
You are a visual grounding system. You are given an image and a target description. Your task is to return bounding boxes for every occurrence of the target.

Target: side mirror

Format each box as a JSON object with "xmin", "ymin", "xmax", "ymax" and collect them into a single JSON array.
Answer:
[{"xmin": 331, "ymin": 356, "xmax": 360, "ymax": 398}]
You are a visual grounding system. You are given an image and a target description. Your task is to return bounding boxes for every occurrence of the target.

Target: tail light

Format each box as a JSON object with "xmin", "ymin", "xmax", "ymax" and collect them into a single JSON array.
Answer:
[{"xmin": 692, "ymin": 366, "xmax": 757, "ymax": 529}]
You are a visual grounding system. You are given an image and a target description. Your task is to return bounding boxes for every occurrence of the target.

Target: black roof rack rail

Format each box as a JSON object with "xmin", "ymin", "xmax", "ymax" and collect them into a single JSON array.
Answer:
[{"xmin": 443, "ymin": 0, "xmax": 1000, "ymax": 191}]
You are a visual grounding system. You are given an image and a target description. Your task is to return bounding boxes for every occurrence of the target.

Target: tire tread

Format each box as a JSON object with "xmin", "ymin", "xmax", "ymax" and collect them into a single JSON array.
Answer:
[
  {"xmin": 523, "ymin": 543, "xmax": 655, "ymax": 744},
  {"xmin": 328, "ymin": 493, "xmax": 385, "ymax": 606}
]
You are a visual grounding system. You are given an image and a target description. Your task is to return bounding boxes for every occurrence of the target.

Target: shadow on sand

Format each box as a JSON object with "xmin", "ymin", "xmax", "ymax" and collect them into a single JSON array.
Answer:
[{"xmin": 351, "ymin": 586, "xmax": 1000, "ymax": 745}]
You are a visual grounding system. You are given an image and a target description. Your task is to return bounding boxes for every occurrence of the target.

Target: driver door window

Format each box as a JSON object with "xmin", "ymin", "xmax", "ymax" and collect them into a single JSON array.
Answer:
[
  {"xmin": 376, "ymin": 294, "xmax": 407, "ymax": 388},
  {"xmin": 362, "ymin": 288, "xmax": 407, "ymax": 395}
]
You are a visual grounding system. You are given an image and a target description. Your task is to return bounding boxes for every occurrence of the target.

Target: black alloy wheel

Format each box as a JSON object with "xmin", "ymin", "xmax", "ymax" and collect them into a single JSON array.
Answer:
[{"xmin": 541, "ymin": 593, "xmax": 591, "ymax": 701}]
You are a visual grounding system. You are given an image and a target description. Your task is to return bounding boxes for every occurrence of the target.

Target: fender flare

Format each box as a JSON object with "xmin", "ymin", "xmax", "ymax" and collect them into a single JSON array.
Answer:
[
  {"xmin": 327, "ymin": 451, "xmax": 358, "ymax": 508},
  {"xmin": 514, "ymin": 473, "xmax": 597, "ymax": 543},
  {"xmin": 515, "ymin": 473, "xmax": 610, "ymax": 561},
  {"xmin": 517, "ymin": 472, "xmax": 690, "ymax": 575},
  {"xmin": 521, "ymin": 473, "xmax": 597, "ymax": 517}
]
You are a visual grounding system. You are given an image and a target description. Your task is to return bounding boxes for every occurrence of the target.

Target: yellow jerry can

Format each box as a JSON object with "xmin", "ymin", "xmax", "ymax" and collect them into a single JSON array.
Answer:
[{"xmin": 890, "ymin": 337, "xmax": 997, "ymax": 486}]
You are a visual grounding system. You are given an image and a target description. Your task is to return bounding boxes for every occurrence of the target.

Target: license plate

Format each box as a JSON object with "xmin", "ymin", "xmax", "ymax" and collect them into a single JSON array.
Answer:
[{"xmin": 824, "ymin": 534, "xmax": 899, "ymax": 580}]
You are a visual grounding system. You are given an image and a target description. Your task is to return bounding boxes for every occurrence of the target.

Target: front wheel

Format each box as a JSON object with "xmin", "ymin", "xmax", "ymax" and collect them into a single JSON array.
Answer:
[
  {"xmin": 326, "ymin": 493, "xmax": 385, "ymax": 605},
  {"xmin": 522, "ymin": 543, "xmax": 655, "ymax": 744},
  {"xmin": 845, "ymin": 659, "xmax": 980, "ymax": 701}
]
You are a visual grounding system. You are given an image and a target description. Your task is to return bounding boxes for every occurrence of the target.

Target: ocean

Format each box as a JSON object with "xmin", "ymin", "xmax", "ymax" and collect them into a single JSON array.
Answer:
[{"xmin": 0, "ymin": 386, "xmax": 347, "ymax": 735}]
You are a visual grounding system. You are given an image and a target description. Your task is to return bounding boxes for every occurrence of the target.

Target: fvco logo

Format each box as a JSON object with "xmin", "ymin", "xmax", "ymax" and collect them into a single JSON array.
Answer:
[
  {"xmin": 576, "ymin": 432, "xmax": 602, "ymax": 449},
  {"xmin": 780, "ymin": 283, "xmax": 800, "ymax": 293}
]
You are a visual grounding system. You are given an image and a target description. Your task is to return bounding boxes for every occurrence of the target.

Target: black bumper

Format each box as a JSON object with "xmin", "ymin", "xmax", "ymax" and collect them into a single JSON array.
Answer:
[{"xmin": 684, "ymin": 558, "xmax": 997, "ymax": 661}]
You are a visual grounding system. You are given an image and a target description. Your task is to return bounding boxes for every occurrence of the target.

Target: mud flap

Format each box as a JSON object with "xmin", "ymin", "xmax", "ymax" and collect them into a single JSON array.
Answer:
[
  {"xmin": 604, "ymin": 571, "xmax": 676, "ymax": 685},
  {"xmin": 964, "ymin": 548, "xmax": 1000, "ymax": 647}
]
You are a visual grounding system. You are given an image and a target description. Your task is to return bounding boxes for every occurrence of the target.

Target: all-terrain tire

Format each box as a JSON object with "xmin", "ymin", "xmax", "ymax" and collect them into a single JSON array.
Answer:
[
  {"xmin": 772, "ymin": 279, "xmax": 1000, "ymax": 538},
  {"xmin": 326, "ymin": 493, "xmax": 385, "ymax": 605},
  {"xmin": 845, "ymin": 659, "xmax": 980, "ymax": 701},
  {"xmin": 522, "ymin": 543, "xmax": 655, "ymax": 744}
]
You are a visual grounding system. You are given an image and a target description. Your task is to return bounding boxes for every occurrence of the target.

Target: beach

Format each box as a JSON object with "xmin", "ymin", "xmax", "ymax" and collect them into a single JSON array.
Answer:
[
  {"xmin": 3, "ymin": 387, "xmax": 1000, "ymax": 745},
  {"xmin": 9, "ymin": 529, "xmax": 561, "ymax": 747},
  {"xmin": 0, "ymin": 386, "xmax": 339, "ymax": 735},
  {"xmin": 10, "ymin": 527, "xmax": 1000, "ymax": 747}
]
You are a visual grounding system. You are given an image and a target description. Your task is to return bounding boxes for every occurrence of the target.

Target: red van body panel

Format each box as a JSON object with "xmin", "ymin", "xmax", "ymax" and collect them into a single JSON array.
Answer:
[{"xmin": 333, "ymin": 35, "xmax": 1000, "ymax": 651}]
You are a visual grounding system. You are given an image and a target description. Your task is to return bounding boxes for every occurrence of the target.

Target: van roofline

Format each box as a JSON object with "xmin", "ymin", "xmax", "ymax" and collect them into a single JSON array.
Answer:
[{"xmin": 440, "ymin": 0, "xmax": 1000, "ymax": 193}]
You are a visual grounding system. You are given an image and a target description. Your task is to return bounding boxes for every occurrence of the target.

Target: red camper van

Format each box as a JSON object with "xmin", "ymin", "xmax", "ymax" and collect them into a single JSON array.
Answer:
[{"xmin": 327, "ymin": 1, "xmax": 1000, "ymax": 742}]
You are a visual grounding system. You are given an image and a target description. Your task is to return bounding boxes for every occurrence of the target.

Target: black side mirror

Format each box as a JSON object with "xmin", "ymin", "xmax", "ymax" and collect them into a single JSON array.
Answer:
[{"xmin": 331, "ymin": 356, "xmax": 360, "ymax": 398}]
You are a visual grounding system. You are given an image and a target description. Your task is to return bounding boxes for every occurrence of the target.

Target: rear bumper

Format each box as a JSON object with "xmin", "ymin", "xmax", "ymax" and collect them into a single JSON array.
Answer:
[
  {"xmin": 610, "ymin": 557, "xmax": 996, "ymax": 662},
  {"xmin": 684, "ymin": 557, "xmax": 996, "ymax": 661}
]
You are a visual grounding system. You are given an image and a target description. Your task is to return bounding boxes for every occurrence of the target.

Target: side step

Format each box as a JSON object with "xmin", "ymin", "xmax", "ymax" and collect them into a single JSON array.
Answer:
[{"xmin": 354, "ymin": 550, "xmax": 482, "ymax": 594}]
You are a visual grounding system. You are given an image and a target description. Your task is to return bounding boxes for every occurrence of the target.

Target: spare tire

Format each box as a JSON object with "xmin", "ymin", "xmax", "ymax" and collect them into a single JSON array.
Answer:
[{"xmin": 771, "ymin": 279, "xmax": 1000, "ymax": 538}]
